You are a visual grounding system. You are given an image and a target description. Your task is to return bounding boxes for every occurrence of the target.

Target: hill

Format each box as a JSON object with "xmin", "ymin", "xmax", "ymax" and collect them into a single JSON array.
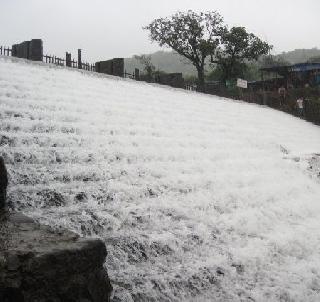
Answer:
[
  {"xmin": 1, "ymin": 56, "xmax": 320, "ymax": 301},
  {"xmin": 124, "ymin": 50, "xmax": 197, "ymax": 76},
  {"xmin": 277, "ymin": 48, "xmax": 320, "ymax": 64}
]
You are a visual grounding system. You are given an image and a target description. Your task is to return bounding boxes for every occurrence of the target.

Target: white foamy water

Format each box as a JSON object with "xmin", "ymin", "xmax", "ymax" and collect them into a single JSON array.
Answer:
[{"xmin": 1, "ymin": 56, "xmax": 320, "ymax": 301}]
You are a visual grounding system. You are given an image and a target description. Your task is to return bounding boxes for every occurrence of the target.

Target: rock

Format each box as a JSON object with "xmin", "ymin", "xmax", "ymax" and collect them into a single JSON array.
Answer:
[
  {"xmin": 0, "ymin": 212, "xmax": 113, "ymax": 302},
  {"xmin": 75, "ymin": 192, "xmax": 88, "ymax": 202},
  {"xmin": 36, "ymin": 189, "xmax": 66, "ymax": 207},
  {"xmin": 0, "ymin": 156, "xmax": 8, "ymax": 211},
  {"xmin": 6, "ymin": 254, "xmax": 20, "ymax": 271}
]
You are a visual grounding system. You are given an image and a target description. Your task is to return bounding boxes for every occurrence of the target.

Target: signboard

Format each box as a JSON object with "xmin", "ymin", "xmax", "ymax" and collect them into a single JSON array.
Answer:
[{"xmin": 237, "ymin": 78, "xmax": 247, "ymax": 89}]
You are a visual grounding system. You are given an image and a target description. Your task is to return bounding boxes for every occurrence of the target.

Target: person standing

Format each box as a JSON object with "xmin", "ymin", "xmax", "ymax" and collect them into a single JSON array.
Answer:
[
  {"xmin": 278, "ymin": 86, "xmax": 286, "ymax": 107},
  {"xmin": 296, "ymin": 97, "xmax": 304, "ymax": 118}
]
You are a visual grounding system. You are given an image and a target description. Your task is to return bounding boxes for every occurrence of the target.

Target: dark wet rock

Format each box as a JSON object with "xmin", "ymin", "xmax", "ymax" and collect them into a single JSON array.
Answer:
[
  {"xmin": 111, "ymin": 238, "xmax": 148, "ymax": 263},
  {"xmin": 75, "ymin": 192, "xmax": 88, "ymax": 202},
  {"xmin": 147, "ymin": 188, "xmax": 157, "ymax": 197},
  {"xmin": 37, "ymin": 189, "xmax": 66, "ymax": 207},
  {"xmin": 187, "ymin": 233, "xmax": 203, "ymax": 245},
  {"xmin": 127, "ymin": 240, "xmax": 148, "ymax": 262},
  {"xmin": 6, "ymin": 193, "xmax": 33, "ymax": 211},
  {"xmin": 150, "ymin": 241, "xmax": 173, "ymax": 257},
  {"xmin": 216, "ymin": 267, "xmax": 225, "ymax": 276},
  {"xmin": 0, "ymin": 212, "xmax": 112, "ymax": 302},
  {"xmin": 308, "ymin": 154, "xmax": 320, "ymax": 178},
  {"xmin": 168, "ymin": 267, "xmax": 219, "ymax": 298},
  {"xmin": 280, "ymin": 145, "xmax": 289, "ymax": 155},
  {"xmin": 0, "ymin": 135, "xmax": 16, "ymax": 147},
  {"xmin": 132, "ymin": 292, "xmax": 157, "ymax": 302},
  {"xmin": 76, "ymin": 210, "xmax": 105, "ymax": 236},
  {"xmin": 0, "ymin": 156, "xmax": 8, "ymax": 211},
  {"xmin": 13, "ymin": 152, "xmax": 27, "ymax": 163},
  {"xmin": 13, "ymin": 113, "xmax": 23, "ymax": 118},
  {"xmin": 232, "ymin": 263, "xmax": 245, "ymax": 274}
]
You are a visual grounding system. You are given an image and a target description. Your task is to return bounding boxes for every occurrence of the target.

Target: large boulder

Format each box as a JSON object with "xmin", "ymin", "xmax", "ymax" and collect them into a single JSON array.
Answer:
[{"xmin": 0, "ymin": 212, "xmax": 112, "ymax": 302}]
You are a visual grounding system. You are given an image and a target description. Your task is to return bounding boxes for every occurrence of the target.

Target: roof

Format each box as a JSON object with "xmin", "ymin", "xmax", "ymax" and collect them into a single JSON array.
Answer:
[
  {"xmin": 291, "ymin": 63, "xmax": 320, "ymax": 72},
  {"xmin": 260, "ymin": 65, "xmax": 291, "ymax": 74},
  {"xmin": 261, "ymin": 62, "xmax": 320, "ymax": 74}
]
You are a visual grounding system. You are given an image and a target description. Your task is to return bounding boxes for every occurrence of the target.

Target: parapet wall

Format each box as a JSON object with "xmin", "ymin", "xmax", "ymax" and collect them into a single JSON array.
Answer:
[
  {"xmin": 11, "ymin": 39, "xmax": 43, "ymax": 61},
  {"xmin": 96, "ymin": 58, "xmax": 124, "ymax": 77}
]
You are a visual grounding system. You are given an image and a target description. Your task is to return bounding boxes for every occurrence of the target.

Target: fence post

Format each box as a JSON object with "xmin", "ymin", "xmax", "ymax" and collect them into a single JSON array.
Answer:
[
  {"xmin": 112, "ymin": 58, "xmax": 124, "ymax": 77},
  {"xmin": 134, "ymin": 68, "xmax": 140, "ymax": 80},
  {"xmin": 29, "ymin": 39, "xmax": 43, "ymax": 61},
  {"xmin": 78, "ymin": 49, "xmax": 82, "ymax": 69},
  {"xmin": 263, "ymin": 91, "xmax": 267, "ymax": 105},
  {"xmin": 66, "ymin": 52, "xmax": 71, "ymax": 67},
  {"xmin": 12, "ymin": 44, "xmax": 17, "ymax": 57}
]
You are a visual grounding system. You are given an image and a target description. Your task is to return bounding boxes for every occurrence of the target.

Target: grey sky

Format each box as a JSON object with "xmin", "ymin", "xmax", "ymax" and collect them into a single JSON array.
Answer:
[{"xmin": 0, "ymin": 0, "xmax": 319, "ymax": 62}]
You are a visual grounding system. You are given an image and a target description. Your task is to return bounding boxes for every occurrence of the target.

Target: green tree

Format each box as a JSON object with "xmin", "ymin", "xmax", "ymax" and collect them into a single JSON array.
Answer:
[
  {"xmin": 144, "ymin": 10, "xmax": 225, "ymax": 90},
  {"xmin": 212, "ymin": 26, "xmax": 272, "ymax": 84}
]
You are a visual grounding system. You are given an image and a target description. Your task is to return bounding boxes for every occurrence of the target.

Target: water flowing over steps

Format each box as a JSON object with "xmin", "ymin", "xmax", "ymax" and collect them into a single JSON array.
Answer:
[{"xmin": 1, "ymin": 56, "xmax": 320, "ymax": 301}]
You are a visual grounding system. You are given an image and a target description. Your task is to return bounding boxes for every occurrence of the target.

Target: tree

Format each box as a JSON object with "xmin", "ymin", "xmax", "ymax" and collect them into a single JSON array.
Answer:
[
  {"xmin": 134, "ymin": 54, "xmax": 156, "ymax": 79},
  {"xmin": 212, "ymin": 26, "xmax": 272, "ymax": 84},
  {"xmin": 144, "ymin": 10, "xmax": 225, "ymax": 90}
]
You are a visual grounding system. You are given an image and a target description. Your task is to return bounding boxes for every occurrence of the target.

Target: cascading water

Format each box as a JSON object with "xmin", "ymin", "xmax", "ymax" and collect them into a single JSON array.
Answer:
[{"xmin": 1, "ymin": 57, "xmax": 320, "ymax": 301}]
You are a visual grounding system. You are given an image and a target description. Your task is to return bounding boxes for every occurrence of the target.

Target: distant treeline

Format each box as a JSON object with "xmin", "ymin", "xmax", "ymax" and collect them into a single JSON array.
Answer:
[{"xmin": 125, "ymin": 48, "xmax": 320, "ymax": 82}]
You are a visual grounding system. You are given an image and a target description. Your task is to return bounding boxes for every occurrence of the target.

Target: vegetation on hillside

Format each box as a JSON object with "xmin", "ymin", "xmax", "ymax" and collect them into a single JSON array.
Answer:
[
  {"xmin": 278, "ymin": 48, "xmax": 320, "ymax": 64},
  {"xmin": 125, "ymin": 48, "xmax": 320, "ymax": 83}
]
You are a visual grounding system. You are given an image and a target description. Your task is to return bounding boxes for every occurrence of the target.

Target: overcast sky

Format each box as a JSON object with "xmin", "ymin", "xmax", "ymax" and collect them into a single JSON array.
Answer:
[{"xmin": 0, "ymin": 0, "xmax": 319, "ymax": 62}]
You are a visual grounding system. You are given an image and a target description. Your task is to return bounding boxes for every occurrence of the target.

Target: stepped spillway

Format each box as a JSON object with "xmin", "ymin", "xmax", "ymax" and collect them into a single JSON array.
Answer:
[{"xmin": 1, "ymin": 56, "xmax": 320, "ymax": 301}]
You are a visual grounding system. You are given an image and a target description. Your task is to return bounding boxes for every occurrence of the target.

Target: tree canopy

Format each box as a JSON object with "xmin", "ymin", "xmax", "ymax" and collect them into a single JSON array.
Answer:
[
  {"xmin": 145, "ymin": 11, "xmax": 272, "ymax": 88},
  {"xmin": 144, "ymin": 10, "xmax": 225, "ymax": 89},
  {"xmin": 213, "ymin": 26, "xmax": 272, "ymax": 83}
]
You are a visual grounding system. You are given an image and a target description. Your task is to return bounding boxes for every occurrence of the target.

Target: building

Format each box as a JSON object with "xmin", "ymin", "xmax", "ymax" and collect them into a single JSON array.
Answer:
[{"xmin": 260, "ymin": 63, "xmax": 320, "ymax": 90}]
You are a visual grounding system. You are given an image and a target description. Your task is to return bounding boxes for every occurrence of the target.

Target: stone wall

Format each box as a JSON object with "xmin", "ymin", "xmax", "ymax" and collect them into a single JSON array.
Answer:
[
  {"xmin": 0, "ymin": 212, "xmax": 112, "ymax": 302},
  {"xmin": 11, "ymin": 39, "xmax": 43, "ymax": 61},
  {"xmin": 112, "ymin": 58, "xmax": 124, "ymax": 77}
]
